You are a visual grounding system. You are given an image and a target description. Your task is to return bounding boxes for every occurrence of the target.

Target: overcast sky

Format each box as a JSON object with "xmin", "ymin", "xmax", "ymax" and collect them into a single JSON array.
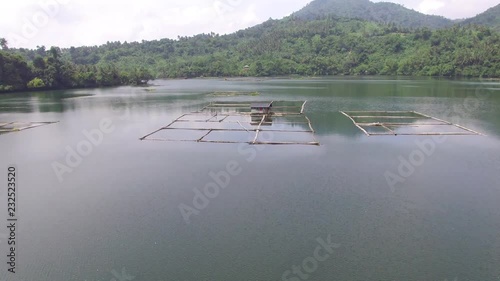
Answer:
[{"xmin": 1, "ymin": 0, "xmax": 498, "ymax": 49}]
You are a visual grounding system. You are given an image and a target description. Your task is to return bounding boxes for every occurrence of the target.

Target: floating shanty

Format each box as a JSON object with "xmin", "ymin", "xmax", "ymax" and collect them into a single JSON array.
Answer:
[
  {"xmin": 341, "ymin": 111, "xmax": 484, "ymax": 136},
  {"xmin": 0, "ymin": 121, "xmax": 58, "ymax": 135},
  {"xmin": 251, "ymin": 102, "xmax": 273, "ymax": 114},
  {"xmin": 140, "ymin": 101, "xmax": 319, "ymax": 145}
]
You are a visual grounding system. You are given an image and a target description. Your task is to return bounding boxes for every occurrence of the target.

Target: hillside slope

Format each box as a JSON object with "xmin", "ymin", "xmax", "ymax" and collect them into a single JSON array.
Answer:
[
  {"xmin": 292, "ymin": 0, "xmax": 453, "ymax": 29},
  {"xmin": 462, "ymin": 3, "xmax": 500, "ymax": 31}
]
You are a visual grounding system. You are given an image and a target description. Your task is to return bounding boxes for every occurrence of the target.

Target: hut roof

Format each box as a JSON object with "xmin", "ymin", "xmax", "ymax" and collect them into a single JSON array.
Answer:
[{"xmin": 251, "ymin": 102, "xmax": 273, "ymax": 108}]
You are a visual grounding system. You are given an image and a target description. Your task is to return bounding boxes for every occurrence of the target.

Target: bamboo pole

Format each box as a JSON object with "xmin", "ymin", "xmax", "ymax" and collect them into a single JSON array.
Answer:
[
  {"xmin": 305, "ymin": 116, "xmax": 315, "ymax": 133},
  {"xmin": 143, "ymin": 138, "xmax": 199, "ymax": 142},
  {"xmin": 380, "ymin": 124, "xmax": 397, "ymax": 135},
  {"xmin": 252, "ymin": 115, "xmax": 266, "ymax": 144},
  {"xmin": 413, "ymin": 111, "xmax": 452, "ymax": 124},
  {"xmin": 252, "ymin": 141, "xmax": 320, "ymax": 146},
  {"xmin": 175, "ymin": 119, "xmax": 212, "ymax": 122},
  {"xmin": 451, "ymin": 124, "xmax": 485, "ymax": 136},
  {"xmin": 24, "ymin": 121, "xmax": 59, "ymax": 124},
  {"xmin": 344, "ymin": 111, "xmax": 416, "ymax": 114},
  {"xmin": 156, "ymin": 127, "xmax": 312, "ymax": 133},
  {"xmin": 144, "ymin": 138, "xmax": 320, "ymax": 145},
  {"xmin": 0, "ymin": 122, "xmax": 16, "ymax": 128},
  {"xmin": 349, "ymin": 116, "xmax": 423, "ymax": 119},
  {"xmin": 16, "ymin": 124, "xmax": 46, "ymax": 130},
  {"xmin": 217, "ymin": 115, "xmax": 228, "ymax": 122},
  {"xmin": 197, "ymin": 130, "xmax": 213, "ymax": 142},
  {"xmin": 207, "ymin": 104, "xmax": 251, "ymax": 107},
  {"xmin": 252, "ymin": 132, "xmax": 259, "ymax": 144},
  {"xmin": 340, "ymin": 111, "xmax": 370, "ymax": 137},
  {"xmin": 199, "ymin": 102, "xmax": 212, "ymax": 111},
  {"xmin": 237, "ymin": 121, "xmax": 249, "ymax": 132},
  {"xmin": 356, "ymin": 123, "xmax": 447, "ymax": 126},
  {"xmin": 272, "ymin": 106, "xmax": 302, "ymax": 108},
  {"xmin": 200, "ymin": 140, "xmax": 242, "ymax": 144},
  {"xmin": 273, "ymin": 112, "xmax": 301, "ymax": 115},
  {"xmin": 199, "ymin": 112, "xmax": 304, "ymax": 116},
  {"xmin": 369, "ymin": 132, "xmax": 478, "ymax": 136},
  {"xmin": 412, "ymin": 111, "xmax": 485, "ymax": 136},
  {"xmin": 0, "ymin": 121, "xmax": 58, "ymax": 132},
  {"xmin": 139, "ymin": 114, "xmax": 186, "ymax": 140},
  {"xmin": 300, "ymin": 101, "xmax": 308, "ymax": 114},
  {"xmin": 206, "ymin": 113, "xmax": 219, "ymax": 122}
]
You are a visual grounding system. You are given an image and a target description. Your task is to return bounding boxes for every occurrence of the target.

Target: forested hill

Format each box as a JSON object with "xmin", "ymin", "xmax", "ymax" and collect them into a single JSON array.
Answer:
[
  {"xmin": 462, "ymin": 4, "xmax": 500, "ymax": 32},
  {"xmin": 292, "ymin": 0, "xmax": 453, "ymax": 29},
  {"xmin": 1, "ymin": 2, "xmax": 500, "ymax": 92}
]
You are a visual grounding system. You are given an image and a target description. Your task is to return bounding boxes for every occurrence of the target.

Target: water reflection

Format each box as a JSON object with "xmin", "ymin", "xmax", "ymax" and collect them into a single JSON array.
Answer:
[
  {"xmin": 2, "ymin": 77, "xmax": 498, "ymax": 140},
  {"xmin": 1, "ymin": 77, "xmax": 500, "ymax": 281}
]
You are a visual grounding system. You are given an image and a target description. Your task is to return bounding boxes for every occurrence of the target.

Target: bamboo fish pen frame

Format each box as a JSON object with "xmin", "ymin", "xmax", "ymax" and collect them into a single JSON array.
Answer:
[
  {"xmin": 340, "ymin": 111, "xmax": 485, "ymax": 136},
  {"xmin": 0, "ymin": 121, "xmax": 59, "ymax": 134},
  {"xmin": 140, "ymin": 101, "xmax": 319, "ymax": 145}
]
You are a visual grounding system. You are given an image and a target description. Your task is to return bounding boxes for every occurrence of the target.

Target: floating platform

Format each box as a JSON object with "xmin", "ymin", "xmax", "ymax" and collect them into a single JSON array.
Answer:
[
  {"xmin": 0, "ymin": 121, "xmax": 58, "ymax": 135},
  {"xmin": 199, "ymin": 100, "xmax": 308, "ymax": 115},
  {"xmin": 340, "ymin": 111, "xmax": 484, "ymax": 136},
  {"xmin": 140, "ymin": 101, "xmax": 319, "ymax": 145}
]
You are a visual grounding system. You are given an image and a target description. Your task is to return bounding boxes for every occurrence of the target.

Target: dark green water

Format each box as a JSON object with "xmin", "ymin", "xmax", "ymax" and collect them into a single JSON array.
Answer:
[{"xmin": 0, "ymin": 77, "xmax": 499, "ymax": 281}]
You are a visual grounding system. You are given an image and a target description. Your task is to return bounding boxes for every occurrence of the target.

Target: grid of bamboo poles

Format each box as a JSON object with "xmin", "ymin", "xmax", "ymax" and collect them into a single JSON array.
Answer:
[
  {"xmin": 0, "ymin": 121, "xmax": 59, "ymax": 133},
  {"xmin": 140, "ymin": 101, "xmax": 319, "ymax": 145},
  {"xmin": 341, "ymin": 111, "xmax": 485, "ymax": 136}
]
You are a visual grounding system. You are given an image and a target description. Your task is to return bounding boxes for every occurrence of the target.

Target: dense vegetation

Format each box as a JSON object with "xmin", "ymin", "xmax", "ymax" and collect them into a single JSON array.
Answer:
[
  {"xmin": 0, "ymin": 45, "xmax": 153, "ymax": 92},
  {"xmin": 462, "ymin": 4, "xmax": 500, "ymax": 32},
  {"xmin": 1, "ymin": 0, "xmax": 499, "ymax": 93}
]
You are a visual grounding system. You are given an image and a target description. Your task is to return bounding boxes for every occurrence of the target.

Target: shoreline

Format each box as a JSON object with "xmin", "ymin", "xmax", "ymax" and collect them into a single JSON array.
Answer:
[{"xmin": 1, "ymin": 75, "xmax": 499, "ymax": 94}]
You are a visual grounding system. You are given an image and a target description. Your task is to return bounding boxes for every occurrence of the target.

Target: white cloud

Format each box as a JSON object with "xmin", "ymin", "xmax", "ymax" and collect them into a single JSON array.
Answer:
[
  {"xmin": 418, "ymin": 0, "xmax": 445, "ymax": 14},
  {"xmin": 0, "ymin": 0, "xmax": 498, "ymax": 49},
  {"xmin": 0, "ymin": 0, "xmax": 312, "ymax": 48},
  {"xmin": 372, "ymin": 0, "xmax": 498, "ymax": 19}
]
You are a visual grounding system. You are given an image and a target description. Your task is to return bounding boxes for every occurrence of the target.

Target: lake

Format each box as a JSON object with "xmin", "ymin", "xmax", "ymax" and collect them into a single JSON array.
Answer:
[{"xmin": 0, "ymin": 77, "xmax": 499, "ymax": 281}]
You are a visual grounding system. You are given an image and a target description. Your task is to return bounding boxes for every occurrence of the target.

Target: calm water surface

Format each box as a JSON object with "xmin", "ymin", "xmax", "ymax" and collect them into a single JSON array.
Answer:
[{"xmin": 0, "ymin": 77, "xmax": 499, "ymax": 281}]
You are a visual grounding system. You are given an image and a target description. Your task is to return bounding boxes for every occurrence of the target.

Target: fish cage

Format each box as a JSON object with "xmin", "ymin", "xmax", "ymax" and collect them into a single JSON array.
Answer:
[
  {"xmin": 340, "ymin": 111, "xmax": 484, "ymax": 136},
  {"xmin": 0, "ymin": 121, "xmax": 58, "ymax": 135},
  {"xmin": 140, "ymin": 101, "xmax": 319, "ymax": 145},
  {"xmin": 199, "ymin": 101, "xmax": 307, "ymax": 115}
]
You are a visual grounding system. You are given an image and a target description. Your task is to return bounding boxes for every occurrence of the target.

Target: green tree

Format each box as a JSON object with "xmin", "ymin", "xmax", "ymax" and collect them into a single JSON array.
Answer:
[
  {"xmin": 27, "ymin": 77, "xmax": 46, "ymax": 88},
  {"xmin": 0, "ymin": 38, "xmax": 8, "ymax": 50}
]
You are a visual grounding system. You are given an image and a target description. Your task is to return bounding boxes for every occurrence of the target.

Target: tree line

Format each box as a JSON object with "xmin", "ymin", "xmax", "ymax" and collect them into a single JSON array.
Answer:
[{"xmin": 0, "ymin": 45, "xmax": 153, "ymax": 92}]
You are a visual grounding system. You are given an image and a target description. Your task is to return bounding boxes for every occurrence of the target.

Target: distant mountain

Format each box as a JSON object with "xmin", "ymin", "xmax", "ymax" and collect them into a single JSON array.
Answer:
[
  {"xmin": 462, "ymin": 3, "xmax": 500, "ymax": 31},
  {"xmin": 293, "ymin": 0, "xmax": 454, "ymax": 29}
]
